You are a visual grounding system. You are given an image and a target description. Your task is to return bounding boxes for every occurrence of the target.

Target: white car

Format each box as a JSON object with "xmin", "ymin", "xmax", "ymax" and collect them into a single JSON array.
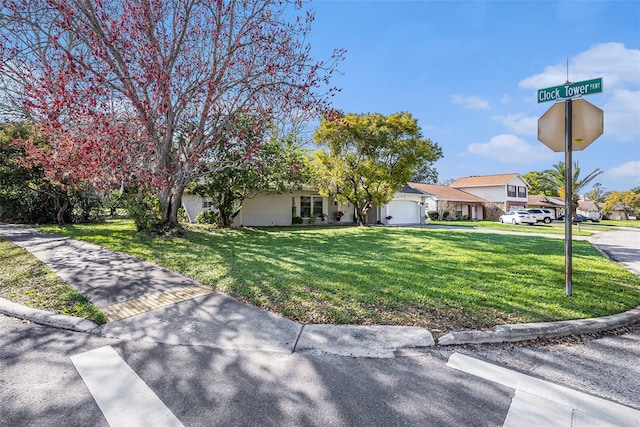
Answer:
[
  {"xmin": 526, "ymin": 208, "xmax": 555, "ymax": 224},
  {"xmin": 499, "ymin": 210, "xmax": 536, "ymax": 225}
]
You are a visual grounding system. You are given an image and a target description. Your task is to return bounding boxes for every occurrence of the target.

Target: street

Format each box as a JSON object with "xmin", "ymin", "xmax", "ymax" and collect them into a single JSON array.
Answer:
[{"xmin": 2, "ymin": 314, "xmax": 638, "ymax": 427}]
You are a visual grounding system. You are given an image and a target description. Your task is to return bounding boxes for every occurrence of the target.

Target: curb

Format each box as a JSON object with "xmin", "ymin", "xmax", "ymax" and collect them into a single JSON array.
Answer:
[
  {"xmin": 438, "ymin": 305, "xmax": 640, "ymax": 345},
  {"xmin": 0, "ymin": 297, "xmax": 99, "ymax": 332}
]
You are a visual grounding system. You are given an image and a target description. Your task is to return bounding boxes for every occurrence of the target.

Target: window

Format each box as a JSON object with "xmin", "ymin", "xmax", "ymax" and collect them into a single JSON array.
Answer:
[
  {"xmin": 507, "ymin": 185, "xmax": 516, "ymax": 197},
  {"xmin": 518, "ymin": 186, "xmax": 527, "ymax": 198},
  {"xmin": 300, "ymin": 196, "xmax": 323, "ymax": 218},
  {"xmin": 313, "ymin": 197, "xmax": 323, "ymax": 216},
  {"xmin": 202, "ymin": 199, "xmax": 213, "ymax": 209},
  {"xmin": 300, "ymin": 196, "xmax": 311, "ymax": 217}
]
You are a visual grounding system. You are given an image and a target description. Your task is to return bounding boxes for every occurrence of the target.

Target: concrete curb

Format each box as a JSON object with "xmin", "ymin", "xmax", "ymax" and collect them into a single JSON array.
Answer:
[
  {"xmin": 438, "ymin": 305, "xmax": 640, "ymax": 345},
  {"xmin": 295, "ymin": 324, "xmax": 435, "ymax": 358},
  {"xmin": 0, "ymin": 297, "xmax": 99, "ymax": 332}
]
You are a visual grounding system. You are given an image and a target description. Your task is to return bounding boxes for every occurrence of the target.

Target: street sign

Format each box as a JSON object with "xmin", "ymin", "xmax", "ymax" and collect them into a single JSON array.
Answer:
[
  {"xmin": 537, "ymin": 78, "xmax": 603, "ymax": 103},
  {"xmin": 538, "ymin": 98, "xmax": 603, "ymax": 152}
]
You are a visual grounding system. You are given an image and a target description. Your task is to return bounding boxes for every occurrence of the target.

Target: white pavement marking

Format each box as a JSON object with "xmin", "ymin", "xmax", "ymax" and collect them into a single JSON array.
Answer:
[
  {"xmin": 446, "ymin": 352, "xmax": 640, "ymax": 427},
  {"xmin": 71, "ymin": 346, "xmax": 183, "ymax": 427}
]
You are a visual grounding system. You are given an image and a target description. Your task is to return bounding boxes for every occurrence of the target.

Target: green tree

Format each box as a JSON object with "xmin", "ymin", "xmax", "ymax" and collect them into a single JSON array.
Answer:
[
  {"xmin": 192, "ymin": 135, "xmax": 311, "ymax": 228},
  {"xmin": 312, "ymin": 112, "xmax": 442, "ymax": 224},
  {"xmin": 603, "ymin": 191, "xmax": 640, "ymax": 218},
  {"xmin": 523, "ymin": 171, "xmax": 557, "ymax": 196},
  {"xmin": 584, "ymin": 182, "xmax": 609, "ymax": 203},
  {"xmin": 541, "ymin": 161, "xmax": 603, "ymax": 217}
]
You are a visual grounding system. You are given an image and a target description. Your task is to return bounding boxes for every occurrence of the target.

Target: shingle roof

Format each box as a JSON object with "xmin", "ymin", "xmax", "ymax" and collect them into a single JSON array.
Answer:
[
  {"xmin": 407, "ymin": 183, "xmax": 487, "ymax": 202},
  {"xmin": 528, "ymin": 194, "xmax": 564, "ymax": 207},
  {"xmin": 579, "ymin": 200, "xmax": 602, "ymax": 211},
  {"xmin": 449, "ymin": 173, "xmax": 522, "ymax": 188}
]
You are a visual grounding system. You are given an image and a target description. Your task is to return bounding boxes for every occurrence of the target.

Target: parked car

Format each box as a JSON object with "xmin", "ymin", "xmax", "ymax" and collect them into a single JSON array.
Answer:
[
  {"xmin": 499, "ymin": 211, "xmax": 536, "ymax": 225},
  {"xmin": 526, "ymin": 208, "xmax": 555, "ymax": 224},
  {"xmin": 557, "ymin": 214, "xmax": 600, "ymax": 223}
]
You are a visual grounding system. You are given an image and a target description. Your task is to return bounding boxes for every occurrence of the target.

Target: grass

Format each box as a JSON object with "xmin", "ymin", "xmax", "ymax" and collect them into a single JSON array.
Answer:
[
  {"xmin": 428, "ymin": 220, "xmax": 597, "ymax": 236},
  {"xmin": 0, "ymin": 238, "xmax": 106, "ymax": 324},
  {"xmin": 36, "ymin": 219, "xmax": 640, "ymax": 332}
]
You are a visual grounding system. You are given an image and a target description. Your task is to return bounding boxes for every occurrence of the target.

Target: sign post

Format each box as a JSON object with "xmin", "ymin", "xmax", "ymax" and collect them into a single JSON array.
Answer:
[{"xmin": 537, "ymin": 78, "xmax": 604, "ymax": 296}]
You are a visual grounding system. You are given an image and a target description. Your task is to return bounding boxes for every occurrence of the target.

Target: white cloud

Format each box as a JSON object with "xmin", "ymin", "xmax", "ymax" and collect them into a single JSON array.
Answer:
[
  {"xmin": 606, "ymin": 161, "xmax": 640, "ymax": 182},
  {"xmin": 491, "ymin": 113, "xmax": 538, "ymax": 136},
  {"xmin": 519, "ymin": 42, "xmax": 640, "ymax": 90},
  {"xmin": 450, "ymin": 95, "xmax": 490, "ymax": 110},
  {"xmin": 603, "ymin": 89, "xmax": 640, "ymax": 142},
  {"xmin": 466, "ymin": 134, "xmax": 556, "ymax": 164},
  {"xmin": 500, "ymin": 94, "xmax": 510, "ymax": 105}
]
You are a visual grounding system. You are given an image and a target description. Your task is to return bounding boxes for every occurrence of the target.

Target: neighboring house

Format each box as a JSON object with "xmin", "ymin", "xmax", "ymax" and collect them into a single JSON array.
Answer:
[
  {"xmin": 577, "ymin": 199, "xmax": 602, "ymax": 220},
  {"xmin": 527, "ymin": 194, "xmax": 564, "ymax": 218},
  {"xmin": 603, "ymin": 202, "xmax": 629, "ymax": 220},
  {"xmin": 409, "ymin": 183, "xmax": 487, "ymax": 221},
  {"xmin": 449, "ymin": 173, "xmax": 530, "ymax": 215}
]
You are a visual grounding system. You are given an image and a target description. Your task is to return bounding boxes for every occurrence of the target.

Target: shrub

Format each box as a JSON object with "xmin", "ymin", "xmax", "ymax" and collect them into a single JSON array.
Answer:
[
  {"xmin": 122, "ymin": 189, "xmax": 163, "ymax": 232},
  {"xmin": 427, "ymin": 211, "xmax": 439, "ymax": 221},
  {"xmin": 196, "ymin": 209, "xmax": 220, "ymax": 225},
  {"xmin": 292, "ymin": 216, "xmax": 303, "ymax": 225},
  {"xmin": 442, "ymin": 211, "xmax": 450, "ymax": 221}
]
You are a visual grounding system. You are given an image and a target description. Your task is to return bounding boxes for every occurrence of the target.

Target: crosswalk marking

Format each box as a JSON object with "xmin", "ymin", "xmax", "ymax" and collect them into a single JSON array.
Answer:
[
  {"xmin": 446, "ymin": 352, "xmax": 640, "ymax": 427},
  {"xmin": 71, "ymin": 346, "xmax": 183, "ymax": 427}
]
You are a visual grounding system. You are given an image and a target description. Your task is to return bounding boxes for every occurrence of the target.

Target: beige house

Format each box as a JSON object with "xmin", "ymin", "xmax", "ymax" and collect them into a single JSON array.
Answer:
[
  {"xmin": 449, "ymin": 173, "xmax": 530, "ymax": 215},
  {"xmin": 528, "ymin": 194, "xmax": 564, "ymax": 217}
]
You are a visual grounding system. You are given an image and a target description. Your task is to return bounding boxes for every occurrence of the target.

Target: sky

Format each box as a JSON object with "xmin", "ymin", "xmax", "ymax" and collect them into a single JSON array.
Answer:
[{"xmin": 304, "ymin": 0, "xmax": 640, "ymax": 193}]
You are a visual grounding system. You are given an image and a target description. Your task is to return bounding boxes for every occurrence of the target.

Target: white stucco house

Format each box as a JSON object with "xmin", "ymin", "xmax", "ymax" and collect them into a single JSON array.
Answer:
[{"xmin": 182, "ymin": 188, "xmax": 358, "ymax": 226}]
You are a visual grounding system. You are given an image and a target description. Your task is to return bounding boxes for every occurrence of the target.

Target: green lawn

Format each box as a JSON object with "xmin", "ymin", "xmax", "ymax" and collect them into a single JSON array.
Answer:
[
  {"xmin": 428, "ymin": 220, "xmax": 597, "ymax": 236},
  {"xmin": 37, "ymin": 219, "xmax": 640, "ymax": 331},
  {"xmin": 0, "ymin": 238, "xmax": 106, "ymax": 324}
]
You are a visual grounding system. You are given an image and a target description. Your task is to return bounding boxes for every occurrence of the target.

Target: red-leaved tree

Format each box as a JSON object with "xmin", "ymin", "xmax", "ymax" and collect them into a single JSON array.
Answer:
[{"xmin": 0, "ymin": 0, "xmax": 343, "ymax": 227}]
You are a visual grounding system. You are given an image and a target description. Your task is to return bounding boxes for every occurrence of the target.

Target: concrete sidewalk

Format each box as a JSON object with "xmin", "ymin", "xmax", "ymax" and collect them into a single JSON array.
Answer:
[{"xmin": 0, "ymin": 223, "xmax": 639, "ymax": 356}]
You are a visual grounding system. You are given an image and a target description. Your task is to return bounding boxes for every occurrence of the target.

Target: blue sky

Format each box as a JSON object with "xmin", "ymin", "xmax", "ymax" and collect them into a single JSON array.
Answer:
[{"xmin": 305, "ymin": 0, "xmax": 640, "ymax": 193}]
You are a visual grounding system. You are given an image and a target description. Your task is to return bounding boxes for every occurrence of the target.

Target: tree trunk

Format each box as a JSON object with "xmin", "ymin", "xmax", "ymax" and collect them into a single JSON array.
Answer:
[{"xmin": 54, "ymin": 194, "xmax": 69, "ymax": 225}]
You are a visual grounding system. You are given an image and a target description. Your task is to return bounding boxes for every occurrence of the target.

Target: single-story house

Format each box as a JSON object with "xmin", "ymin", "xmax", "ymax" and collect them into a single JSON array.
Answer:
[
  {"xmin": 577, "ymin": 199, "xmax": 602, "ymax": 220},
  {"xmin": 528, "ymin": 194, "xmax": 564, "ymax": 217},
  {"xmin": 182, "ymin": 189, "xmax": 357, "ymax": 226},
  {"xmin": 449, "ymin": 173, "xmax": 530, "ymax": 214},
  {"xmin": 406, "ymin": 183, "xmax": 487, "ymax": 221}
]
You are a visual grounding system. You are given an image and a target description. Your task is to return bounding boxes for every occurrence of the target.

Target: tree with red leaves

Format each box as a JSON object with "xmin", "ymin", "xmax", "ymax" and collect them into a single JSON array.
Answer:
[{"xmin": 0, "ymin": 0, "xmax": 342, "ymax": 228}]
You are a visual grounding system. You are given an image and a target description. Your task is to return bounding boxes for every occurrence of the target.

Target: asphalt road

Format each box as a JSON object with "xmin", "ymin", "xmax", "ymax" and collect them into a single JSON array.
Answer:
[{"xmin": 2, "ymin": 314, "xmax": 638, "ymax": 427}]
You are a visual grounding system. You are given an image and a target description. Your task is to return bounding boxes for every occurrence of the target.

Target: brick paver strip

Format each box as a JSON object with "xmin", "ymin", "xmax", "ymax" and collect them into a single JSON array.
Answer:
[{"xmin": 101, "ymin": 285, "xmax": 214, "ymax": 322}]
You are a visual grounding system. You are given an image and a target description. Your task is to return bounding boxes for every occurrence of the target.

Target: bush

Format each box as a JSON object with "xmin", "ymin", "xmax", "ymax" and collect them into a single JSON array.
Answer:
[
  {"xmin": 442, "ymin": 211, "xmax": 450, "ymax": 221},
  {"xmin": 427, "ymin": 211, "xmax": 439, "ymax": 221},
  {"xmin": 122, "ymin": 189, "xmax": 163, "ymax": 232},
  {"xmin": 196, "ymin": 209, "xmax": 220, "ymax": 225},
  {"xmin": 292, "ymin": 216, "xmax": 303, "ymax": 225}
]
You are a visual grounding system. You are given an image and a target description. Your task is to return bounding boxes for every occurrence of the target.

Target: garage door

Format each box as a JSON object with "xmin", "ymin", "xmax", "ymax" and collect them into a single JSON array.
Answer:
[{"xmin": 387, "ymin": 200, "xmax": 420, "ymax": 224}]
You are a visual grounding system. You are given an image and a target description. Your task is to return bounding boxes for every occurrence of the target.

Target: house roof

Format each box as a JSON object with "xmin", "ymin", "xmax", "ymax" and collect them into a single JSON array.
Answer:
[
  {"xmin": 578, "ymin": 200, "xmax": 602, "ymax": 211},
  {"xmin": 528, "ymin": 194, "xmax": 564, "ymax": 207},
  {"xmin": 407, "ymin": 183, "xmax": 487, "ymax": 202},
  {"xmin": 449, "ymin": 173, "xmax": 523, "ymax": 188}
]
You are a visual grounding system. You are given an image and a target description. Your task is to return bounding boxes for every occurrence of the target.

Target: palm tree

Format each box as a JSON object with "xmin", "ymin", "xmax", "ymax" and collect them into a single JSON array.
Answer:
[{"xmin": 541, "ymin": 161, "xmax": 603, "ymax": 217}]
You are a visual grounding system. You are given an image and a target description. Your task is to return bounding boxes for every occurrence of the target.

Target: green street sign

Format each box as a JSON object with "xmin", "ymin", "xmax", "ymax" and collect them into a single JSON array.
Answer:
[{"xmin": 537, "ymin": 78, "xmax": 603, "ymax": 103}]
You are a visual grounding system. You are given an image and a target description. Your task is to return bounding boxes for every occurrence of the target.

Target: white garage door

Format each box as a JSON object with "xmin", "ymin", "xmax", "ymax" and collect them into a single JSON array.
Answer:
[{"xmin": 388, "ymin": 200, "xmax": 420, "ymax": 224}]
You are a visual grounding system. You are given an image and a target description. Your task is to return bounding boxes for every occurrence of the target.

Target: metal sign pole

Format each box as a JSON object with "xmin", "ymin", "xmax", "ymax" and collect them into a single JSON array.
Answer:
[{"xmin": 564, "ymin": 99, "xmax": 573, "ymax": 296}]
